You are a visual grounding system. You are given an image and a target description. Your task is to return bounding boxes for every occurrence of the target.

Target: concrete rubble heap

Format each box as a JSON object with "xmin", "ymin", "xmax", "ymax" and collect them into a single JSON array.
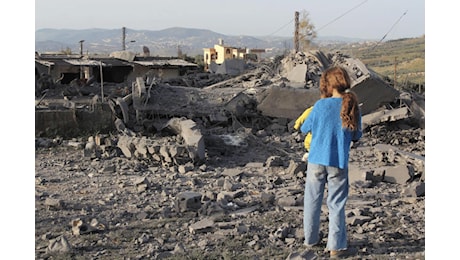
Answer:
[{"xmin": 35, "ymin": 49, "xmax": 425, "ymax": 259}]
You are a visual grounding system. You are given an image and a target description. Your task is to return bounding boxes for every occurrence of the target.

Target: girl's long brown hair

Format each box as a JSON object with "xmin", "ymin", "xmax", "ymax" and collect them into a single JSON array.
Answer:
[{"xmin": 320, "ymin": 66, "xmax": 360, "ymax": 131}]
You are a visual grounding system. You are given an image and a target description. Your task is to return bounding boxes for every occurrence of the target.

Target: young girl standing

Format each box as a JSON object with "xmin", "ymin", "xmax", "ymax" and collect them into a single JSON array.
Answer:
[{"xmin": 300, "ymin": 66, "xmax": 362, "ymax": 259}]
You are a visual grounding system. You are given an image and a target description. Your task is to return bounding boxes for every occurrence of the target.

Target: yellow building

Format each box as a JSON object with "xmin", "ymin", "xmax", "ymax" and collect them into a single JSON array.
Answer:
[{"xmin": 203, "ymin": 39, "xmax": 265, "ymax": 71}]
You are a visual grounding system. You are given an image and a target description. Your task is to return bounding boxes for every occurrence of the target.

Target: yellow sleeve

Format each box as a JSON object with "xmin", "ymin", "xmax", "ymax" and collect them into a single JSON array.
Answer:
[
  {"xmin": 294, "ymin": 106, "xmax": 314, "ymax": 130},
  {"xmin": 304, "ymin": 133, "xmax": 312, "ymax": 151}
]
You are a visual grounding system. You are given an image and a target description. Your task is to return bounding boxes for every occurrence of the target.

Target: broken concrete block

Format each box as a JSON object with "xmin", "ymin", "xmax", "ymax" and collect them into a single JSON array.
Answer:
[
  {"xmin": 216, "ymin": 192, "xmax": 233, "ymax": 204},
  {"xmin": 83, "ymin": 136, "xmax": 97, "ymax": 158},
  {"xmin": 348, "ymin": 163, "xmax": 369, "ymax": 184},
  {"xmin": 133, "ymin": 177, "xmax": 150, "ymax": 193},
  {"xmin": 84, "ymin": 140, "xmax": 97, "ymax": 158},
  {"xmin": 347, "ymin": 215, "xmax": 373, "ymax": 226},
  {"xmin": 189, "ymin": 218, "xmax": 214, "ymax": 234},
  {"xmin": 401, "ymin": 181, "xmax": 425, "ymax": 197},
  {"xmin": 362, "ymin": 107, "xmax": 410, "ymax": 129},
  {"xmin": 109, "ymin": 50, "xmax": 136, "ymax": 62},
  {"xmin": 178, "ymin": 163, "xmax": 194, "ymax": 174},
  {"xmin": 46, "ymin": 235, "xmax": 71, "ymax": 253},
  {"xmin": 257, "ymin": 86, "xmax": 320, "ymax": 120},
  {"xmin": 277, "ymin": 196, "xmax": 298, "ymax": 207},
  {"xmin": 364, "ymin": 171, "xmax": 375, "ymax": 181},
  {"xmin": 133, "ymin": 137, "xmax": 149, "ymax": 158},
  {"xmin": 245, "ymin": 162, "xmax": 264, "ymax": 168},
  {"xmin": 223, "ymin": 179, "xmax": 236, "ymax": 191},
  {"xmin": 285, "ymin": 160, "xmax": 306, "ymax": 176},
  {"xmin": 285, "ymin": 63, "xmax": 308, "ymax": 83},
  {"xmin": 374, "ymin": 144, "xmax": 425, "ymax": 163},
  {"xmin": 99, "ymin": 165, "xmax": 115, "ymax": 173},
  {"xmin": 384, "ymin": 165, "xmax": 410, "ymax": 184},
  {"xmin": 225, "ymin": 92, "xmax": 256, "ymax": 117},
  {"xmin": 340, "ymin": 57, "xmax": 400, "ymax": 115},
  {"xmin": 165, "ymin": 118, "xmax": 205, "ymax": 161},
  {"xmin": 371, "ymin": 168, "xmax": 385, "ymax": 182},
  {"xmin": 221, "ymin": 168, "xmax": 244, "ymax": 178},
  {"xmin": 180, "ymin": 120, "xmax": 205, "ymax": 161},
  {"xmin": 159, "ymin": 146, "xmax": 172, "ymax": 162},
  {"xmin": 230, "ymin": 205, "xmax": 259, "ymax": 217},
  {"xmin": 117, "ymin": 135, "xmax": 134, "ymax": 158},
  {"xmin": 176, "ymin": 191, "xmax": 202, "ymax": 212},
  {"xmin": 44, "ymin": 197, "xmax": 63, "ymax": 210}
]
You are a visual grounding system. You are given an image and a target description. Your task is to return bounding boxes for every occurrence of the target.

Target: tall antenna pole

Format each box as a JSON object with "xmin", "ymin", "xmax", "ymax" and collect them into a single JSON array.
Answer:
[
  {"xmin": 294, "ymin": 11, "xmax": 299, "ymax": 53},
  {"xmin": 394, "ymin": 56, "xmax": 397, "ymax": 90},
  {"xmin": 122, "ymin": 27, "xmax": 126, "ymax": 51}
]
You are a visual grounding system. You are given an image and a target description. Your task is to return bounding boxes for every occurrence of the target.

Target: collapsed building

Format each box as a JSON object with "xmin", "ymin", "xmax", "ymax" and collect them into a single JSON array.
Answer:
[
  {"xmin": 35, "ymin": 46, "xmax": 426, "ymax": 259},
  {"xmin": 35, "ymin": 49, "xmax": 425, "ymax": 181}
]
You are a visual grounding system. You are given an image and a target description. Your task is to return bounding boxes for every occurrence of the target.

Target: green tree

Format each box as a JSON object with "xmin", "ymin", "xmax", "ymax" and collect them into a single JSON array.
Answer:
[
  {"xmin": 194, "ymin": 54, "xmax": 205, "ymax": 67},
  {"xmin": 61, "ymin": 47, "xmax": 72, "ymax": 55},
  {"xmin": 298, "ymin": 10, "xmax": 317, "ymax": 51}
]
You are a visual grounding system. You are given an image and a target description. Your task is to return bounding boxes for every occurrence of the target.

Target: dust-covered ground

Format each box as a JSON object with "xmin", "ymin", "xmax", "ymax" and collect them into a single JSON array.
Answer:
[
  {"xmin": 35, "ymin": 121, "xmax": 425, "ymax": 260},
  {"xmin": 34, "ymin": 51, "xmax": 426, "ymax": 259}
]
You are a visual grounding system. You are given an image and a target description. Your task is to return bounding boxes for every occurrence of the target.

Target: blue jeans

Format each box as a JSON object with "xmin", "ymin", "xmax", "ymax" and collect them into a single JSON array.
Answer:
[{"xmin": 303, "ymin": 162, "xmax": 349, "ymax": 250}]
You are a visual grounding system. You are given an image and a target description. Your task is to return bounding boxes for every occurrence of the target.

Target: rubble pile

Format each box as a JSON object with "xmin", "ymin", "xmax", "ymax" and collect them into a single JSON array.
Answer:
[{"xmin": 35, "ymin": 50, "xmax": 425, "ymax": 259}]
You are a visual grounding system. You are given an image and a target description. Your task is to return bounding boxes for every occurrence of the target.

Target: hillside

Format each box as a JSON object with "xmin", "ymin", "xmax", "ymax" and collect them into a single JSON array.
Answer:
[
  {"xmin": 35, "ymin": 27, "xmax": 289, "ymax": 57},
  {"xmin": 35, "ymin": 27, "xmax": 373, "ymax": 59}
]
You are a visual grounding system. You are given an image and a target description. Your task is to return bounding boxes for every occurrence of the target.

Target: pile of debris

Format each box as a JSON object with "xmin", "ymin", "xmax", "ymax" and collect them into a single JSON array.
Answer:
[
  {"xmin": 35, "ymin": 49, "xmax": 425, "ymax": 259},
  {"xmin": 36, "ymin": 49, "xmax": 424, "ymax": 168}
]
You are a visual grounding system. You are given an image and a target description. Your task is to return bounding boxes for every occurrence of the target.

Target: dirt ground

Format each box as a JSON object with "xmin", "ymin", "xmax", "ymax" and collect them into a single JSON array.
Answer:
[{"xmin": 34, "ymin": 121, "xmax": 425, "ymax": 260}]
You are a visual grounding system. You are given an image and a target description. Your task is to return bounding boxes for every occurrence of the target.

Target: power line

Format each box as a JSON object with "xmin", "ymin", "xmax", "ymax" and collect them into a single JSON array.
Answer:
[
  {"xmin": 370, "ymin": 10, "xmax": 408, "ymax": 50},
  {"xmin": 266, "ymin": 0, "xmax": 367, "ymax": 38},
  {"xmin": 316, "ymin": 0, "xmax": 369, "ymax": 32},
  {"xmin": 266, "ymin": 18, "xmax": 295, "ymax": 37}
]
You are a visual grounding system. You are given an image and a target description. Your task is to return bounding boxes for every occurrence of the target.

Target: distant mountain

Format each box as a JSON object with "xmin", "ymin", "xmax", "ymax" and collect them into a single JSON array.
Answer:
[{"xmin": 35, "ymin": 27, "xmax": 373, "ymax": 57}]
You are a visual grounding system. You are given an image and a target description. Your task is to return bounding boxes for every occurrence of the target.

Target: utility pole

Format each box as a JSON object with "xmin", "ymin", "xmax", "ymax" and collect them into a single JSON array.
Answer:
[
  {"xmin": 294, "ymin": 11, "xmax": 299, "ymax": 53},
  {"xmin": 79, "ymin": 40, "xmax": 85, "ymax": 79},
  {"xmin": 79, "ymin": 40, "xmax": 84, "ymax": 56},
  {"xmin": 394, "ymin": 56, "xmax": 397, "ymax": 90},
  {"xmin": 122, "ymin": 27, "xmax": 126, "ymax": 51}
]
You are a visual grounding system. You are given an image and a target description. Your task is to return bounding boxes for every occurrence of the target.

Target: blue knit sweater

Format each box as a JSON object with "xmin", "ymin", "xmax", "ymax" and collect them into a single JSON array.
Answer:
[{"xmin": 300, "ymin": 97, "xmax": 362, "ymax": 169}]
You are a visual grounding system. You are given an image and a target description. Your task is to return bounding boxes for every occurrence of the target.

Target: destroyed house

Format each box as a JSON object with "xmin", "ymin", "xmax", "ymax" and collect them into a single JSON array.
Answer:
[
  {"xmin": 35, "ymin": 53, "xmax": 82, "ymax": 84},
  {"xmin": 35, "ymin": 52, "xmax": 199, "ymax": 85},
  {"xmin": 129, "ymin": 56, "xmax": 199, "ymax": 82}
]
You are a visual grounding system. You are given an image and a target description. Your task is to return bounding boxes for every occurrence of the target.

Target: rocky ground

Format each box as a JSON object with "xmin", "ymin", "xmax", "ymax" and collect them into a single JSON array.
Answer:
[
  {"xmin": 34, "ymin": 51, "xmax": 425, "ymax": 259},
  {"xmin": 35, "ymin": 120, "xmax": 425, "ymax": 260}
]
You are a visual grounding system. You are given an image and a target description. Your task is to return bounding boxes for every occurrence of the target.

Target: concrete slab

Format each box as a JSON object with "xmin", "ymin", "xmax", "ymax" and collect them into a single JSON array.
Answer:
[{"xmin": 257, "ymin": 86, "xmax": 320, "ymax": 120}]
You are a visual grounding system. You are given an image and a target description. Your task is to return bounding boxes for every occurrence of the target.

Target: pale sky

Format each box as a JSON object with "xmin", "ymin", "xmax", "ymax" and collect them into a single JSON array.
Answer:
[{"xmin": 35, "ymin": 0, "xmax": 425, "ymax": 40}]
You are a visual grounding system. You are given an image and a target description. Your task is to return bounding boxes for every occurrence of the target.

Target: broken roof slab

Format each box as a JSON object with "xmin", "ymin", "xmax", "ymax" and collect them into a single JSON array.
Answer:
[
  {"xmin": 134, "ymin": 59, "xmax": 198, "ymax": 67},
  {"xmin": 257, "ymin": 86, "xmax": 321, "ymax": 120},
  {"xmin": 340, "ymin": 58, "xmax": 400, "ymax": 115}
]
